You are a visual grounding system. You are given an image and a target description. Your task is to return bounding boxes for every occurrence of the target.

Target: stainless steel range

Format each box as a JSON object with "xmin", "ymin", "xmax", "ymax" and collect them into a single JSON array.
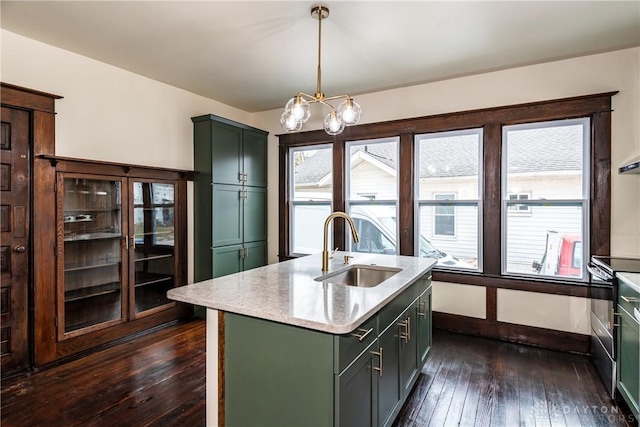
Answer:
[{"xmin": 588, "ymin": 255, "xmax": 640, "ymax": 397}]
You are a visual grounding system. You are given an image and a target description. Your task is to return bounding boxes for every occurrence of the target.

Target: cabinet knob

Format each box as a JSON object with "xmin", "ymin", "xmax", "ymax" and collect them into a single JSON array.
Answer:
[{"xmin": 14, "ymin": 245, "xmax": 26, "ymax": 253}]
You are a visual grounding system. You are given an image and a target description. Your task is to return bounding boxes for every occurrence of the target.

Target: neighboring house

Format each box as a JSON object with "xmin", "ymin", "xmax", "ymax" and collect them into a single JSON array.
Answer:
[{"xmin": 293, "ymin": 126, "xmax": 583, "ymax": 273}]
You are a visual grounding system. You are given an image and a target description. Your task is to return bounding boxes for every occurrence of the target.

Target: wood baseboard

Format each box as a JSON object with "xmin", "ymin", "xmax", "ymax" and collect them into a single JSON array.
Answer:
[{"xmin": 433, "ymin": 311, "xmax": 590, "ymax": 355}]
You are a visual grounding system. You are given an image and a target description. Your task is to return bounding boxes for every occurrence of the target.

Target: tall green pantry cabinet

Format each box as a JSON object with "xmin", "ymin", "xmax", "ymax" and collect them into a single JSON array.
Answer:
[{"xmin": 192, "ymin": 115, "xmax": 268, "ymax": 286}]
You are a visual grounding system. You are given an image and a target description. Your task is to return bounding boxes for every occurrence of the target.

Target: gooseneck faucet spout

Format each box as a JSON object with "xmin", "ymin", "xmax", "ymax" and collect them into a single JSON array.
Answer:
[{"xmin": 322, "ymin": 211, "xmax": 360, "ymax": 271}]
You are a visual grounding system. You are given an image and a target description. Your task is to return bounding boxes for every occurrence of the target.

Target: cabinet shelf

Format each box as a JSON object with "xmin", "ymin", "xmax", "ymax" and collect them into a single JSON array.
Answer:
[
  {"xmin": 65, "ymin": 282, "xmax": 121, "ymax": 302},
  {"xmin": 64, "ymin": 232, "xmax": 121, "ymax": 242},
  {"xmin": 64, "ymin": 261, "xmax": 120, "ymax": 273},
  {"xmin": 135, "ymin": 253, "xmax": 173, "ymax": 262},
  {"xmin": 64, "ymin": 208, "xmax": 121, "ymax": 213},
  {"xmin": 135, "ymin": 272, "xmax": 173, "ymax": 288}
]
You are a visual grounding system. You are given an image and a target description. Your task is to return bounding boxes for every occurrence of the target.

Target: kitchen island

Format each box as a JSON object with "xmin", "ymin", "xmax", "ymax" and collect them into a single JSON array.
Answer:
[{"xmin": 168, "ymin": 252, "xmax": 435, "ymax": 427}]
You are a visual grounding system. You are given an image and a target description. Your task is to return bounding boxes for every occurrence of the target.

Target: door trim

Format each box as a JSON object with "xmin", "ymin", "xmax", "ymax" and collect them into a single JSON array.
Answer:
[{"xmin": 1, "ymin": 82, "xmax": 61, "ymax": 367}]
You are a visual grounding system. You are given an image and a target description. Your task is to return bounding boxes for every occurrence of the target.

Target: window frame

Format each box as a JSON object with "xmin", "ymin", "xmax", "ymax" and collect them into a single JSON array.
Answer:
[
  {"xmin": 278, "ymin": 92, "xmax": 615, "ymax": 298},
  {"xmin": 501, "ymin": 118, "xmax": 590, "ymax": 281},
  {"xmin": 288, "ymin": 144, "xmax": 334, "ymax": 256},
  {"xmin": 345, "ymin": 137, "xmax": 400, "ymax": 254}
]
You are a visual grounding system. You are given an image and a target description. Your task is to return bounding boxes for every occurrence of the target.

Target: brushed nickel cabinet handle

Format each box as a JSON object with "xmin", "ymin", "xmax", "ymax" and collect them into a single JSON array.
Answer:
[
  {"xmin": 351, "ymin": 327, "xmax": 374, "ymax": 342},
  {"xmin": 407, "ymin": 317, "xmax": 411, "ymax": 342},
  {"xmin": 371, "ymin": 348, "xmax": 383, "ymax": 377},
  {"xmin": 621, "ymin": 295, "xmax": 640, "ymax": 303},
  {"xmin": 419, "ymin": 300, "xmax": 428, "ymax": 319},
  {"xmin": 398, "ymin": 319, "xmax": 409, "ymax": 343}
]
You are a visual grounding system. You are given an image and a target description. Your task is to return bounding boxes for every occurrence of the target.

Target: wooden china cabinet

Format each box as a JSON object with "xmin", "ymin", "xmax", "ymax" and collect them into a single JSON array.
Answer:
[{"xmin": 39, "ymin": 156, "xmax": 192, "ymax": 363}]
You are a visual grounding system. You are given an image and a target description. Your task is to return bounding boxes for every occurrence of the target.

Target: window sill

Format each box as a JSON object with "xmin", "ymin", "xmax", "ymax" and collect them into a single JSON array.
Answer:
[{"xmin": 433, "ymin": 269, "xmax": 612, "ymax": 299}]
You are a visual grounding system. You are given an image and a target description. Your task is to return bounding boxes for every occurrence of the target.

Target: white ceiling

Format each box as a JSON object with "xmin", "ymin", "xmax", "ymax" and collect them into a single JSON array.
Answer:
[{"xmin": 2, "ymin": 1, "xmax": 639, "ymax": 113}]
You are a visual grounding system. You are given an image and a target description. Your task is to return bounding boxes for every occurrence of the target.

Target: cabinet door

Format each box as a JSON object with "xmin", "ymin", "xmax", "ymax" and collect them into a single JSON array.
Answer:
[
  {"xmin": 242, "ymin": 129, "xmax": 267, "ymax": 187},
  {"xmin": 378, "ymin": 324, "xmax": 402, "ymax": 427},
  {"xmin": 400, "ymin": 302, "xmax": 419, "ymax": 398},
  {"xmin": 337, "ymin": 341, "xmax": 378, "ymax": 427},
  {"xmin": 58, "ymin": 174, "xmax": 127, "ymax": 339},
  {"xmin": 243, "ymin": 186, "xmax": 267, "ymax": 243},
  {"xmin": 417, "ymin": 287, "xmax": 432, "ymax": 364},
  {"xmin": 211, "ymin": 121, "xmax": 243, "ymax": 185},
  {"xmin": 130, "ymin": 180, "xmax": 176, "ymax": 317},
  {"xmin": 243, "ymin": 241, "xmax": 267, "ymax": 271},
  {"xmin": 212, "ymin": 244, "xmax": 243, "ymax": 278},
  {"xmin": 212, "ymin": 185, "xmax": 243, "ymax": 247},
  {"xmin": 617, "ymin": 305, "xmax": 640, "ymax": 418}
]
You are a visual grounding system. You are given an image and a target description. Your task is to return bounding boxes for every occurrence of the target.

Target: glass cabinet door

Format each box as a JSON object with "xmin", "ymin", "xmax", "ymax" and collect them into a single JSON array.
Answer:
[
  {"xmin": 61, "ymin": 176, "xmax": 126, "ymax": 336},
  {"xmin": 131, "ymin": 180, "xmax": 176, "ymax": 316}
]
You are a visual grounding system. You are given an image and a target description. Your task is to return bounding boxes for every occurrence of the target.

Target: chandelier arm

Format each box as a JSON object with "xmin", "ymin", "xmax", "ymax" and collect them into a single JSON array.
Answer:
[
  {"xmin": 295, "ymin": 92, "xmax": 315, "ymax": 100},
  {"xmin": 316, "ymin": 99, "xmax": 338, "ymax": 112},
  {"xmin": 322, "ymin": 94, "xmax": 352, "ymax": 103}
]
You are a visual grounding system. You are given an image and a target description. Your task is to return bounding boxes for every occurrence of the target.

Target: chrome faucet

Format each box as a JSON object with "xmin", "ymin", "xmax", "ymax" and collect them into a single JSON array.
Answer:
[{"xmin": 322, "ymin": 212, "xmax": 360, "ymax": 271}]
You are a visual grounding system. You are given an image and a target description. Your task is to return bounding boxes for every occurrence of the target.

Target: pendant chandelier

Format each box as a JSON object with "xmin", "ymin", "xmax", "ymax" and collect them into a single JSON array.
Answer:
[{"xmin": 280, "ymin": 5, "xmax": 362, "ymax": 136}]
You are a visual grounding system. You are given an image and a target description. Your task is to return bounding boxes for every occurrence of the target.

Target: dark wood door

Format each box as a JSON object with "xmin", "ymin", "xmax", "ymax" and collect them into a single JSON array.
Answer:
[{"xmin": 1, "ymin": 106, "xmax": 31, "ymax": 375}]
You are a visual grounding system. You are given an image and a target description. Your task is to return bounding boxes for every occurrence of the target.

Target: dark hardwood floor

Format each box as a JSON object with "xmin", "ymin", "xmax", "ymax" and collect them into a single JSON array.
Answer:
[
  {"xmin": 1, "ymin": 319, "xmax": 636, "ymax": 427},
  {"xmin": 395, "ymin": 330, "xmax": 637, "ymax": 427}
]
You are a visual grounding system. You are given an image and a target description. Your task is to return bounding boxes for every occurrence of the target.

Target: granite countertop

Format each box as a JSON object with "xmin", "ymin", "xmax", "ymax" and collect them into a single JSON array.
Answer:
[
  {"xmin": 167, "ymin": 251, "xmax": 435, "ymax": 335},
  {"xmin": 617, "ymin": 271, "xmax": 640, "ymax": 294}
]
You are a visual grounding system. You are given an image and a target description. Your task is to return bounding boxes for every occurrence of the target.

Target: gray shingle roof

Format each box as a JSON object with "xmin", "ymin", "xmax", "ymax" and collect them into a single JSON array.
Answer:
[{"xmin": 293, "ymin": 125, "xmax": 583, "ymax": 185}]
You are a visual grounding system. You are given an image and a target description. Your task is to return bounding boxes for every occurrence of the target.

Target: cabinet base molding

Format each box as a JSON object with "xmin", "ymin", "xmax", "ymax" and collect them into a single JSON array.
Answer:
[
  {"xmin": 433, "ymin": 311, "xmax": 590, "ymax": 355},
  {"xmin": 32, "ymin": 315, "xmax": 192, "ymax": 372}
]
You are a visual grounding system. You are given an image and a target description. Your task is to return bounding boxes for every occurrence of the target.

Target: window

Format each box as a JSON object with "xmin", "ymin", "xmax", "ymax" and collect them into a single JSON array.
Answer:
[
  {"xmin": 502, "ymin": 119, "xmax": 589, "ymax": 280},
  {"xmin": 434, "ymin": 194, "xmax": 456, "ymax": 236},
  {"xmin": 415, "ymin": 129, "xmax": 481, "ymax": 270},
  {"xmin": 289, "ymin": 145, "xmax": 332, "ymax": 255},
  {"xmin": 507, "ymin": 193, "xmax": 532, "ymax": 214},
  {"xmin": 279, "ymin": 92, "xmax": 612, "ymax": 293},
  {"xmin": 346, "ymin": 138, "xmax": 399, "ymax": 255}
]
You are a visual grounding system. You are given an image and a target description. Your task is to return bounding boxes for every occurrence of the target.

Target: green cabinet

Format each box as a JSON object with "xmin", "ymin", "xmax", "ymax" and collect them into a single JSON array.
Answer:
[
  {"xmin": 192, "ymin": 114, "xmax": 268, "ymax": 282},
  {"xmin": 616, "ymin": 275, "xmax": 640, "ymax": 419},
  {"xmin": 399, "ymin": 302, "xmax": 419, "ymax": 398},
  {"xmin": 377, "ymin": 322, "xmax": 402, "ymax": 427},
  {"xmin": 211, "ymin": 185, "xmax": 266, "ymax": 248},
  {"xmin": 223, "ymin": 275, "xmax": 432, "ymax": 427},
  {"xmin": 417, "ymin": 286, "xmax": 432, "ymax": 364},
  {"xmin": 211, "ymin": 241, "xmax": 267, "ymax": 278},
  {"xmin": 336, "ymin": 340, "xmax": 378, "ymax": 427}
]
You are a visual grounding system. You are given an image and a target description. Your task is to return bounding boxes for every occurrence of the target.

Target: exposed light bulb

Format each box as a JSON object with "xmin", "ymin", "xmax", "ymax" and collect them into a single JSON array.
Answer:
[
  {"xmin": 281, "ymin": 111, "xmax": 302, "ymax": 132},
  {"xmin": 338, "ymin": 98, "xmax": 362, "ymax": 126},
  {"xmin": 323, "ymin": 111, "xmax": 345, "ymax": 135},
  {"xmin": 285, "ymin": 97, "xmax": 310, "ymax": 124}
]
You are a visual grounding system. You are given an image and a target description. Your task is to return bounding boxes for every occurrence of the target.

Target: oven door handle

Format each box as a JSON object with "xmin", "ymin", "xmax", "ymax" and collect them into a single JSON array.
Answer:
[{"xmin": 587, "ymin": 263, "xmax": 613, "ymax": 281}]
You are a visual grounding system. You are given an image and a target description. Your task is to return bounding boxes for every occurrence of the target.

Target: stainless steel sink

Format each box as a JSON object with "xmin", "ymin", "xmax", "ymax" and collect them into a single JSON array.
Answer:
[{"xmin": 315, "ymin": 265, "xmax": 402, "ymax": 288}]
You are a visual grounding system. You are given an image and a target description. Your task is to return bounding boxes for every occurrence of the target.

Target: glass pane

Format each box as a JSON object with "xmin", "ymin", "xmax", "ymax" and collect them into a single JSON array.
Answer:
[
  {"xmin": 505, "ymin": 204, "xmax": 583, "ymax": 279},
  {"xmin": 292, "ymin": 146, "xmax": 333, "ymax": 201},
  {"xmin": 418, "ymin": 205, "xmax": 478, "ymax": 269},
  {"xmin": 292, "ymin": 204, "xmax": 331, "ymax": 254},
  {"xmin": 133, "ymin": 182, "xmax": 175, "ymax": 314},
  {"xmin": 349, "ymin": 205, "xmax": 397, "ymax": 255},
  {"xmin": 504, "ymin": 121, "xmax": 586, "ymax": 199},
  {"xmin": 348, "ymin": 139, "xmax": 398, "ymax": 200},
  {"xmin": 417, "ymin": 130, "xmax": 481, "ymax": 200},
  {"xmin": 63, "ymin": 178, "xmax": 122, "ymax": 333}
]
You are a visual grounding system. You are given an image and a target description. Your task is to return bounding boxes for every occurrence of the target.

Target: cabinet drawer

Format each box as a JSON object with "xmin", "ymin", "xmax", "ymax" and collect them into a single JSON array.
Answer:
[
  {"xmin": 618, "ymin": 278, "xmax": 640, "ymax": 317},
  {"xmin": 378, "ymin": 277, "xmax": 430, "ymax": 331},
  {"xmin": 335, "ymin": 316, "xmax": 378, "ymax": 374}
]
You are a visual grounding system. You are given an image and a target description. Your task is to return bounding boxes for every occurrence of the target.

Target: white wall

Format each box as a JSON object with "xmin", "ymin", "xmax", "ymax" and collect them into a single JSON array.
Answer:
[
  {"xmin": 1, "ymin": 29, "xmax": 255, "ymax": 284},
  {"xmin": 3, "ymin": 28, "xmax": 638, "ymax": 336}
]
